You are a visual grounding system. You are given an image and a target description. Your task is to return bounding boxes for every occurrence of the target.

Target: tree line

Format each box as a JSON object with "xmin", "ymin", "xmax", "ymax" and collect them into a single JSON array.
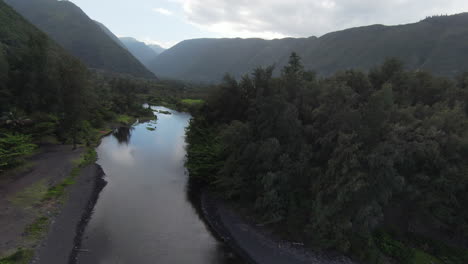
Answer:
[{"xmin": 186, "ymin": 53, "xmax": 468, "ymax": 263}]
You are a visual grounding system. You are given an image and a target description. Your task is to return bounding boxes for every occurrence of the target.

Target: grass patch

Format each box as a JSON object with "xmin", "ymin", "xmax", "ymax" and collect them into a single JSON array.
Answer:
[
  {"xmin": 146, "ymin": 127, "xmax": 156, "ymax": 131},
  {"xmin": 9, "ymin": 179, "xmax": 49, "ymax": 209},
  {"xmin": 42, "ymin": 174, "xmax": 75, "ymax": 201},
  {"xmin": 0, "ymin": 249, "xmax": 34, "ymax": 264},
  {"xmin": 24, "ymin": 216, "xmax": 49, "ymax": 241},
  {"xmin": 74, "ymin": 148, "xmax": 97, "ymax": 167},
  {"xmin": 116, "ymin": 114, "xmax": 134, "ymax": 124},
  {"xmin": 44, "ymin": 148, "xmax": 96, "ymax": 201},
  {"xmin": 375, "ymin": 231, "xmax": 447, "ymax": 264},
  {"xmin": 181, "ymin": 98, "xmax": 204, "ymax": 105},
  {"xmin": 413, "ymin": 249, "xmax": 441, "ymax": 264}
]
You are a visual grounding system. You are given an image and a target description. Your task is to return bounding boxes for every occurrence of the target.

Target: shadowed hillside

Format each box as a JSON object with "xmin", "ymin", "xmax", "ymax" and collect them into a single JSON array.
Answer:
[
  {"xmin": 119, "ymin": 37, "xmax": 162, "ymax": 67},
  {"xmin": 5, "ymin": 0, "xmax": 156, "ymax": 79}
]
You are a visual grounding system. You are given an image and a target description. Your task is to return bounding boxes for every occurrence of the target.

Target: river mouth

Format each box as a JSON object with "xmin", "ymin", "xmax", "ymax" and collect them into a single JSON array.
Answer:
[{"xmin": 75, "ymin": 106, "xmax": 244, "ymax": 264}]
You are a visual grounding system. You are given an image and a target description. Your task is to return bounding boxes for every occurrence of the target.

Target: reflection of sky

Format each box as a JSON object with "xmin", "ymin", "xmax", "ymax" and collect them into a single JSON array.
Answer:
[
  {"xmin": 77, "ymin": 106, "xmax": 235, "ymax": 264},
  {"xmin": 107, "ymin": 144, "xmax": 136, "ymax": 166}
]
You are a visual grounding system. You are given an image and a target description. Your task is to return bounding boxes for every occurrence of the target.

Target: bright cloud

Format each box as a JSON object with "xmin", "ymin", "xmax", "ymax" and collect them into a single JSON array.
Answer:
[
  {"xmin": 176, "ymin": 0, "xmax": 468, "ymax": 38},
  {"xmin": 153, "ymin": 7, "xmax": 173, "ymax": 16}
]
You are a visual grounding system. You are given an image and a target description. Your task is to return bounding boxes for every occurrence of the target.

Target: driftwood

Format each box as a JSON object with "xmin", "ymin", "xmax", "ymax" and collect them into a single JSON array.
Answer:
[{"xmin": 75, "ymin": 249, "xmax": 90, "ymax": 252}]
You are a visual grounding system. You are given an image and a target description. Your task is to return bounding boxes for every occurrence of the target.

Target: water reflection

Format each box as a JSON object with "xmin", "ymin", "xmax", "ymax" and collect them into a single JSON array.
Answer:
[
  {"xmin": 76, "ymin": 106, "xmax": 245, "ymax": 264},
  {"xmin": 112, "ymin": 126, "xmax": 134, "ymax": 144}
]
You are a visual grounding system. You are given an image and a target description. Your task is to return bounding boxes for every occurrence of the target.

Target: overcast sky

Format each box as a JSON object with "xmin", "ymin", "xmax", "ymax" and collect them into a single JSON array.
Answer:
[{"xmin": 70, "ymin": 0, "xmax": 468, "ymax": 48}]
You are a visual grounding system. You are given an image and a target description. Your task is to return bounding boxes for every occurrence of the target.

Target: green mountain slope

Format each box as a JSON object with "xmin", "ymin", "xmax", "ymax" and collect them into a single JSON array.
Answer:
[
  {"xmin": 0, "ymin": 0, "xmax": 87, "ymax": 114},
  {"xmin": 5, "ymin": 0, "xmax": 155, "ymax": 79},
  {"xmin": 119, "ymin": 37, "xmax": 160, "ymax": 67},
  {"xmin": 149, "ymin": 13, "xmax": 468, "ymax": 82}
]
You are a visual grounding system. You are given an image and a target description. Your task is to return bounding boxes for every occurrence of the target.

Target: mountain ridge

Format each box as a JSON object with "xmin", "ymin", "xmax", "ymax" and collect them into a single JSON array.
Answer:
[
  {"xmin": 5, "ymin": 0, "xmax": 156, "ymax": 79},
  {"xmin": 149, "ymin": 13, "xmax": 468, "ymax": 82},
  {"xmin": 119, "ymin": 37, "xmax": 165, "ymax": 67}
]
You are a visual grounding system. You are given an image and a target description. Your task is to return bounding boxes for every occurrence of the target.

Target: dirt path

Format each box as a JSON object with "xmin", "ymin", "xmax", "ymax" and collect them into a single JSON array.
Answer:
[
  {"xmin": 0, "ymin": 145, "xmax": 83, "ymax": 257},
  {"xmin": 201, "ymin": 193, "xmax": 359, "ymax": 264}
]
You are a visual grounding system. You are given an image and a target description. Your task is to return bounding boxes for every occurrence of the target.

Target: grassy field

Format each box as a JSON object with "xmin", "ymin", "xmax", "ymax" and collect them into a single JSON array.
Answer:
[{"xmin": 181, "ymin": 99, "xmax": 204, "ymax": 105}]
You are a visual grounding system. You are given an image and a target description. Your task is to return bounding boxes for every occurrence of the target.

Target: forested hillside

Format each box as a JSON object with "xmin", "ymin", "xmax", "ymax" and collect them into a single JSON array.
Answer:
[
  {"xmin": 150, "ymin": 13, "xmax": 468, "ymax": 82},
  {"xmin": 4, "ymin": 0, "xmax": 155, "ymax": 79},
  {"xmin": 186, "ymin": 54, "xmax": 468, "ymax": 263}
]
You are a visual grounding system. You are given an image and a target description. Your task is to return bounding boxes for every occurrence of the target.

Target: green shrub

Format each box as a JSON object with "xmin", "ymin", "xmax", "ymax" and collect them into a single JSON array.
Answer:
[
  {"xmin": 0, "ymin": 133, "xmax": 36, "ymax": 171},
  {"xmin": 375, "ymin": 231, "xmax": 414, "ymax": 264}
]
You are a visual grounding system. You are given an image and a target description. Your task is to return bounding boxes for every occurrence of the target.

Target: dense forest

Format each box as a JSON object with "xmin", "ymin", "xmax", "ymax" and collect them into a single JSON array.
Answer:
[
  {"xmin": 186, "ymin": 53, "xmax": 468, "ymax": 263},
  {"xmin": 151, "ymin": 13, "xmax": 468, "ymax": 82}
]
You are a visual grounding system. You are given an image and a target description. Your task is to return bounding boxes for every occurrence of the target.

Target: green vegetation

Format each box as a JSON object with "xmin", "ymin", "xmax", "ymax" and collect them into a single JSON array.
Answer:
[
  {"xmin": 186, "ymin": 53, "xmax": 468, "ymax": 263},
  {"xmin": 24, "ymin": 216, "xmax": 49, "ymax": 241},
  {"xmin": 413, "ymin": 250, "xmax": 441, "ymax": 264},
  {"xmin": 0, "ymin": 134, "xmax": 36, "ymax": 172},
  {"xmin": 179, "ymin": 99, "xmax": 205, "ymax": 112},
  {"xmin": 151, "ymin": 13, "xmax": 468, "ymax": 82},
  {"xmin": 45, "ymin": 148, "xmax": 96, "ymax": 201},
  {"xmin": 0, "ymin": 249, "xmax": 34, "ymax": 264},
  {"xmin": 181, "ymin": 99, "xmax": 204, "ymax": 105},
  {"xmin": 79, "ymin": 148, "xmax": 98, "ymax": 166},
  {"xmin": 43, "ymin": 175, "xmax": 76, "ymax": 201},
  {"xmin": 146, "ymin": 127, "xmax": 156, "ymax": 131},
  {"xmin": 116, "ymin": 115, "xmax": 134, "ymax": 125},
  {"xmin": 0, "ymin": 0, "xmax": 164, "ymax": 172},
  {"xmin": 9, "ymin": 179, "xmax": 48, "ymax": 209}
]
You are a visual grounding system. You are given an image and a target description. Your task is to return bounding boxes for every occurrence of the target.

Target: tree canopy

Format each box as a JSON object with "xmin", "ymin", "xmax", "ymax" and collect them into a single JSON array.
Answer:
[{"xmin": 186, "ymin": 53, "xmax": 468, "ymax": 263}]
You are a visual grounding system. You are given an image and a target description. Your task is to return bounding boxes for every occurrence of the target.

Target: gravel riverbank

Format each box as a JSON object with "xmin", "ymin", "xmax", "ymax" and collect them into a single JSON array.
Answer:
[
  {"xmin": 32, "ymin": 164, "xmax": 105, "ymax": 264},
  {"xmin": 201, "ymin": 193, "xmax": 359, "ymax": 264}
]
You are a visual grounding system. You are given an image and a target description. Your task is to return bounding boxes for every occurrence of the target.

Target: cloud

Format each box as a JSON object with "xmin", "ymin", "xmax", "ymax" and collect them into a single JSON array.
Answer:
[
  {"xmin": 175, "ymin": 0, "xmax": 468, "ymax": 38},
  {"xmin": 153, "ymin": 7, "xmax": 173, "ymax": 16}
]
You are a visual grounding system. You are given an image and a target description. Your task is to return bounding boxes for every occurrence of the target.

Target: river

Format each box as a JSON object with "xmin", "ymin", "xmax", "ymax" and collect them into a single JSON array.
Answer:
[{"xmin": 76, "ymin": 106, "xmax": 244, "ymax": 264}]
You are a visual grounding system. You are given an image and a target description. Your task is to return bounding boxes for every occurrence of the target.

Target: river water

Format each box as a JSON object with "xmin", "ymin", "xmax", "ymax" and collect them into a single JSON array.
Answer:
[{"xmin": 76, "ymin": 106, "xmax": 244, "ymax": 264}]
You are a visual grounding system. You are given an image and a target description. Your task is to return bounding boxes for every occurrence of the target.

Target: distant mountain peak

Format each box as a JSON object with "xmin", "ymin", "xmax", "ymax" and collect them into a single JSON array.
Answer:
[
  {"xmin": 119, "ymin": 37, "xmax": 166, "ymax": 67},
  {"xmin": 148, "ymin": 44, "xmax": 166, "ymax": 54}
]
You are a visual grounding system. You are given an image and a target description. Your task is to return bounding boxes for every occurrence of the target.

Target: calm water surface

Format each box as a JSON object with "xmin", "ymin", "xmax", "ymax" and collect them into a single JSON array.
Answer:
[{"xmin": 76, "ymin": 106, "xmax": 243, "ymax": 264}]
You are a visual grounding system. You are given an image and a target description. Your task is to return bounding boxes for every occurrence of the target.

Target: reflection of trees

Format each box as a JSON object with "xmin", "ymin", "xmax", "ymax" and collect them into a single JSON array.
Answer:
[
  {"xmin": 112, "ymin": 126, "xmax": 134, "ymax": 144},
  {"xmin": 186, "ymin": 178, "xmax": 243, "ymax": 264}
]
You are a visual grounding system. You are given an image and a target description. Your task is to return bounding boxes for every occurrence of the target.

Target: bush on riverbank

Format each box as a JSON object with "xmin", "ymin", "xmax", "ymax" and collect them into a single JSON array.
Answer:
[
  {"xmin": 186, "ymin": 53, "xmax": 468, "ymax": 263},
  {"xmin": 0, "ymin": 134, "xmax": 36, "ymax": 172}
]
